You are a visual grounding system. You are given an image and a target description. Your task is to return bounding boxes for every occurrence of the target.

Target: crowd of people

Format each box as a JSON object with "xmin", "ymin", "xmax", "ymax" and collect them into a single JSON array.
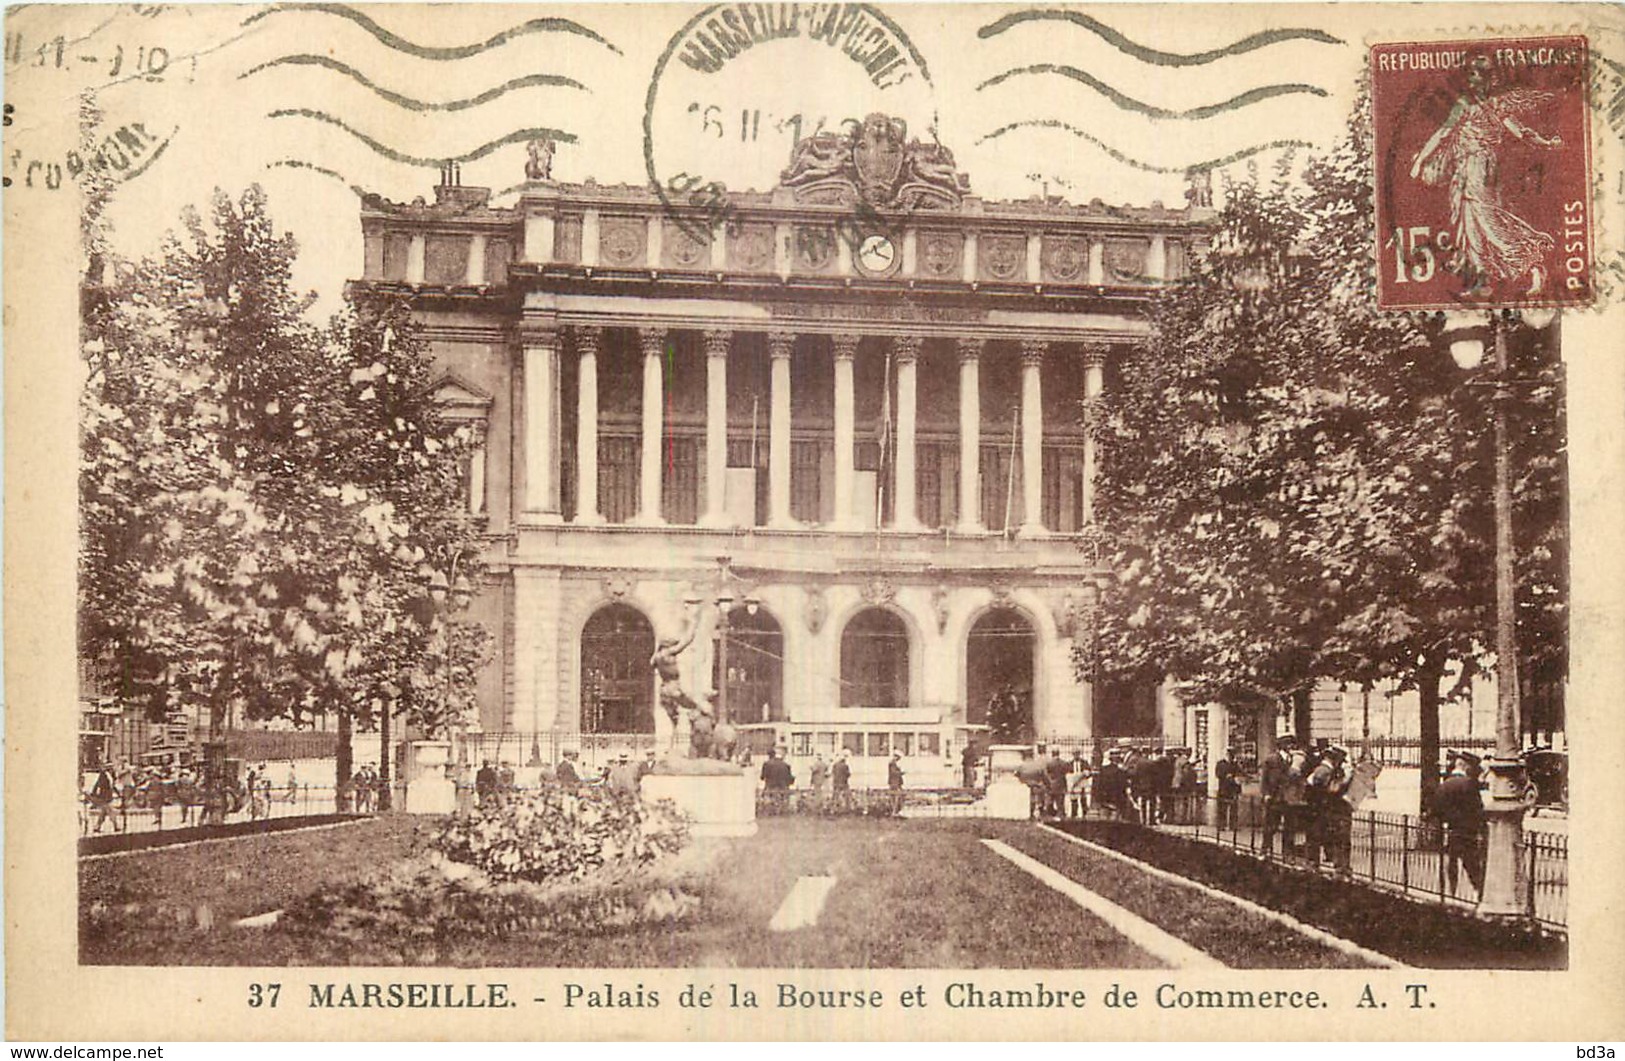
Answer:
[
  {"xmin": 1010, "ymin": 744, "xmax": 1205, "ymax": 825},
  {"xmin": 81, "ymin": 758, "xmax": 305, "ymax": 833}
]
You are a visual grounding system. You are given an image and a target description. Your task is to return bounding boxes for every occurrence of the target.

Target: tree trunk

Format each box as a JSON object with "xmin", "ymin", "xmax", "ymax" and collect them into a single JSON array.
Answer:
[
  {"xmin": 1417, "ymin": 654, "xmax": 1444, "ymax": 820},
  {"xmin": 1291, "ymin": 687, "xmax": 1313, "ymax": 742},
  {"xmin": 336, "ymin": 705, "xmax": 353, "ymax": 813}
]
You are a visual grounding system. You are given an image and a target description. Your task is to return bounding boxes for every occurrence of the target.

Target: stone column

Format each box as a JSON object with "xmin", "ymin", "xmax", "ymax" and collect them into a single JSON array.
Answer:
[
  {"xmin": 406, "ymin": 234, "xmax": 426, "ymax": 284},
  {"xmin": 832, "ymin": 333, "xmax": 858, "ymax": 529},
  {"xmin": 467, "ymin": 233, "xmax": 487, "ymax": 285},
  {"xmin": 573, "ymin": 327, "xmax": 603, "ymax": 524},
  {"xmin": 701, "ymin": 330, "xmax": 730, "ymax": 527},
  {"xmin": 956, "ymin": 338, "xmax": 983, "ymax": 532},
  {"xmin": 1081, "ymin": 342, "xmax": 1106, "ymax": 525},
  {"xmin": 1019, "ymin": 339, "xmax": 1046, "ymax": 536},
  {"xmin": 522, "ymin": 337, "xmax": 561, "ymax": 520},
  {"xmin": 767, "ymin": 331, "xmax": 794, "ymax": 528},
  {"xmin": 468, "ymin": 424, "xmax": 487, "ymax": 515},
  {"xmin": 635, "ymin": 327, "xmax": 666, "ymax": 525},
  {"xmin": 893, "ymin": 335, "xmax": 921, "ymax": 531}
]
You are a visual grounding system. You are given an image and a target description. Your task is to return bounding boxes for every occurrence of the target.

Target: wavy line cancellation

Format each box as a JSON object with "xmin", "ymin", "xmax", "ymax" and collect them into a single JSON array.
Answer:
[
  {"xmin": 978, "ymin": 10, "xmax": 1342, "ymax": 67},
  {"xmin": 267, "ymin": 109, "xmax": 576, "ymax": 168},
  {"xmin": 978, "ymin": 120, "xmax": 1311, "ymax": 174},
  {"xmin": 979, "ymin": 65, "xmax": 1326, "ymax": 120},
  {"xmin": 242, "ymin": 56, "xmax": 587, "ymax": 112},
  {"xmin": 243, "ymin": 3, "xmax": 621, "ymax": 59},
  {"xmin": 266, "ymin": 159, "xmax": 368, "ymax": 197}
]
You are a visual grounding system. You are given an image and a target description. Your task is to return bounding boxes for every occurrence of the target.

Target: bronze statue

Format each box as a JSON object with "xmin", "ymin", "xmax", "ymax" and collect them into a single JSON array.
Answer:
[{"xmin": 525, "ymin": 138, "xmax": 555, "ymax": 182}]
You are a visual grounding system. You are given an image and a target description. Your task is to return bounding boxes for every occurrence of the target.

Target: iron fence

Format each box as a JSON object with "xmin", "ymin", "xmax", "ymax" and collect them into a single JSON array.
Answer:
[
  {"xmin": 79, "ymin": 783, "xmax": 387, "ymax": 837},
  {"xmin": 1131, "ymin": 794, "xmax": 1566, "ymax": 929}
]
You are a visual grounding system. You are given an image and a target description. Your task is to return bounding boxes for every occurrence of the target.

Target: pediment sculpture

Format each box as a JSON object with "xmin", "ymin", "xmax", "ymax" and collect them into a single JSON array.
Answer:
[{"xmin": 781, "ymin": 113, "xmax": 969, "ymax": 210}]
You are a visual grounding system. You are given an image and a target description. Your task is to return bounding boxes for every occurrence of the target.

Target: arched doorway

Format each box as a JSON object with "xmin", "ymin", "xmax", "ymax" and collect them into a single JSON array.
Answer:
[
  {"xmin": 711, "ymin": 606, "xmax": 784, "ymax": 724},
  {"xmin": 966, "ymin": 607, "xmax": 1035, "ymax": 742},
  {"xmin": 840, "ymin": 608, "xmax": 910, "ymax": 708},
  {"xmin": 580, "ymin": 603, "xmax": 656, "ymax": 733}
]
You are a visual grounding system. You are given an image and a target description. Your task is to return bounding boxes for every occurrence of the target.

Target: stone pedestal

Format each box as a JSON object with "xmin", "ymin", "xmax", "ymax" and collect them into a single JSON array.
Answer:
[
  {"xmin": 988, "ymin": 744, "xmax": 1030, "ymax": 781},
  {"xmin": 986, "ymin": 777, "xmax": 1034, "ymax": 820},
  {"xmin": 405, "ymin": 740, "xmax": 455, "ymax": 815},
  {"xmin": 641, "ymin": 762, "xmax": 757, "ymax": 837}
]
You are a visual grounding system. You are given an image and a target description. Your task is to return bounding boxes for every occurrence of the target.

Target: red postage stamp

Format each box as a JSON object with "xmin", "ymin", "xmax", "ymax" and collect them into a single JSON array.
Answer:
[{"xmin": 1371, "ymin": 35, "xmax": 1593, "ymax": 310}]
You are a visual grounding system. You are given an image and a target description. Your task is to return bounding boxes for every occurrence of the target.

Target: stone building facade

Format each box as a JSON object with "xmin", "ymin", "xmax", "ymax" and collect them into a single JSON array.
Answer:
[{"xmin": 350, "ymin": 120, "xmax": 1213, "ymax": 784}]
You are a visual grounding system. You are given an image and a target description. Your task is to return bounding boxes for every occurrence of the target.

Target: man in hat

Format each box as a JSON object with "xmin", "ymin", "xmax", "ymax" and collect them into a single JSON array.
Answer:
[
  {"xmin": 1306, "ymin": 745, "xmax": 1354, "ymax": 874},
  {"xmin": 607, "ymin": 747, "xmax": 641, "ymax": 798},
  {"xmin": 1260, "ymin": 735, "xmax": 1298, "ymax": 857},
  {"xmin": 1434, "ymin": 750, "xmax": 1487, "ymax": 896},
  {"xmin": 760, "ymin": 747, "xmax": 795, "ymax": 815},
  {"xmin": 1094, "ymin": 748, "xmax": 1133, "ymax": 821}
]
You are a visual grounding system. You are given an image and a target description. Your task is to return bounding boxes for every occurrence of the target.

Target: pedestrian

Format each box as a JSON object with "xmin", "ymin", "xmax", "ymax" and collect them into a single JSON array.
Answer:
[
  {"xmin": 1306, "ymin": 745, "xmax": 1354, "ymax": 875},
  {"xmin": 1215, "ymin": 749, "xmax": 1242, "ymax": 831},
  {"xmin": 637, "ymin": 747, "xmax": 659, "ymax": 781},
  {"xmin": 1435, "ymin": 751, "xmax": 1487, "ymax": 897},
  {"xmin": 1261, "ymin": 737, "xmax": 1296, "ymax": 857},
  {"xmin": 498, "ymin": 760, "xmax": 516, "ymax": 798},
  {"xmin": 961, "ymin": 741, "xmax": 979, "ymax": 789},
  {"xmin": 1043, "ymin": 747, "xmax": 1069, "ymax": 820},
  {"xmin": 810, "ymin": 753, "xmax": 830, "ymax": 806},
  {"xmin": 887, "ymin": 754, "xmax": 905, "ymax": 814},
  {"xmin": 1094, "ymin": 749, "xmax": 1132, "ymax": 821},
  {"xmin": 1281, "ymin": 745, "xmax": 1311, "ymax": 858},
  {"xmin": 475, "ymin": 760, "xmax": 499, "ymax": 809},
  {"xmin": 555, "ymin": 750, "xmax": 581, "ymax": 786},
  {"xmin": 1066, "ymin": 754, "xmax": 1089, "ymax": 819},
  {"xmin": 88, "ymin": 763, "xmax": 120, "ymax": 834},
  {"xmin": 607, "ymin": 748, "xmax": 641, "ymax": 798},
  {"xmin": 1129, "ymin": 749, "xmax": 1160, "ymax": 825},
  {"xmin": 831, "ymin": 752, "xmax": 853, "ymax": 813},
  {"xmin": 759, "ymin": 747, "xmax": 794, "ymax": 814}
]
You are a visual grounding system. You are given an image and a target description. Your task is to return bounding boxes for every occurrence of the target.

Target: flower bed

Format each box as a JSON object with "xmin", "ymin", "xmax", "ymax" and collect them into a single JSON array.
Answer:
[{"xmin": 1055, "ymin": 820, "xmax": 1566, "ymax": 969}]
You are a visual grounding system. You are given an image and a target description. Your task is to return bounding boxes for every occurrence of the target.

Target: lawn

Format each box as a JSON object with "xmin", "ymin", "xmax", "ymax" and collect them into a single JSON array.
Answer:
[{"xmin": 80, "ymin": 814, "xmax": 1397, "ymax": 969}]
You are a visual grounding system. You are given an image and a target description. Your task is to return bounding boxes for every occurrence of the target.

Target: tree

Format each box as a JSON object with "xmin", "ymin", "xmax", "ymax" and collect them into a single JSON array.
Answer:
[
  {"xmin": 80, "ymin": 187, "xmax": 491, "ymax": 796},
  {"xmin": 1086, "ymin": 100, "xmax": 1567, "ymax": 813}
]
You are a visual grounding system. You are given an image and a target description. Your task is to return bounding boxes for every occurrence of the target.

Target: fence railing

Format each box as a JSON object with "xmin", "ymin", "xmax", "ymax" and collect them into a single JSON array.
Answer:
[
  {"xmin": 79, "ymin": 782, "xmax": 376, "ymax": 837},
  {"xmin": 1117, "ymin": 793, "xmax": 1566, "ymax": 929}
]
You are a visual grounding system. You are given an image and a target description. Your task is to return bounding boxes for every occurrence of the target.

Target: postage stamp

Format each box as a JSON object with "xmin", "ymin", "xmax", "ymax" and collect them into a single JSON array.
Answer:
[{"xmin": 1371, "ymin": 35, "xmax": 1594, "ymax": 310}]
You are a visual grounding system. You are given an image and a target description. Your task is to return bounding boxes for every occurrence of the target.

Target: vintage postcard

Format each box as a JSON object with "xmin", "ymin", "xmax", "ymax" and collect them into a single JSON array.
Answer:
[{"xmin": 6, "ymin": 1, "xmax": 1625, "ymax": 1042}]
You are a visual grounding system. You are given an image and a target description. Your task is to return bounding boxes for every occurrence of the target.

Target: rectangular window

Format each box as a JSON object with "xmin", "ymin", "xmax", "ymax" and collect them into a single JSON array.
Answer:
[
  {"xmin": 893, "ymin": 732, "xmax": 913, "ymax": 757},
  {"xmin": 866, "ymin": 732, "xmax": 890, "ymax": 757},
  {"xmin": 599, "ymin": 435, "xmax": 640, "ymax": 523},
  {"xmin": 791, "ymin": 731, "xmax": 812, "ymax": 757},
  {"xmin": 661, "ymin": 435, "xmax": 699, "ymax": 525},
  {"xmin": 816, "ymin": 732, "xmax": 838, "ymax": 755},
  {"xmin": 918, "ymin": 733, "xmax": 941, "ymax": 757},
  {"xmin": 791, "ymin": 440, "xmax": 823, "ymax": 523},
  {"xmin": 842, "ymin": 732, "xmax": 864, "ymax": 757}
]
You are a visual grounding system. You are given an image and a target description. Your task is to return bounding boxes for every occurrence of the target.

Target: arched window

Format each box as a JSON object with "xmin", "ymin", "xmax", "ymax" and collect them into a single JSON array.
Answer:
[
  {"xmin": 580, "ymin": 603, "xmax": 655, "ymax": 733},
  {"xmin": 841, "ymin": 608, "xmax": 910, "ymax": 709},
  {"xmin": 712, "ymin": 607, "xmax": 784, "ymax": 723},
  {"xmin": 966, "ymin": 607, "xmax": 1035, "ymax": 742}
]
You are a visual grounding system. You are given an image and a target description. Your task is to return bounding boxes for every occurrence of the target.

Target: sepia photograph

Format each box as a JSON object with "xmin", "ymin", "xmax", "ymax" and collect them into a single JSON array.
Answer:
[{"xmin": 5, "ymin": 0, "xmax": 1625, "ymax": 1042}]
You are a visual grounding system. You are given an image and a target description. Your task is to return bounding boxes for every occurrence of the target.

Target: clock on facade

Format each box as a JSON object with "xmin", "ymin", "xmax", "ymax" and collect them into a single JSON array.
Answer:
[{"xmin": 856, "ymin": 233, "xmax": 899, "ymax": 277}]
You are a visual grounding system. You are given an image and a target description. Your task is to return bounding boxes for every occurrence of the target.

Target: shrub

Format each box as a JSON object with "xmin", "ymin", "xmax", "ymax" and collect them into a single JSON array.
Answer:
[{"xmin": 430, "ymin": 784, "xmax": 689, "ymax": 883}]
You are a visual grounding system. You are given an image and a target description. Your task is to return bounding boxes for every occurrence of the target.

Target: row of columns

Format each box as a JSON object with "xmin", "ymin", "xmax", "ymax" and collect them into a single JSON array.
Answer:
[{"xmin": 521, "ymin": 329, "xmax": 1108, "ymax": 531}]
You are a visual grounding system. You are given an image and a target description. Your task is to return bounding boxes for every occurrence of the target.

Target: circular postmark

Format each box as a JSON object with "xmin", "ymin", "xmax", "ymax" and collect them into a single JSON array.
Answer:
[{"xmin": 643, "ymin": 3, "xmax": 949, "ymax": 250}]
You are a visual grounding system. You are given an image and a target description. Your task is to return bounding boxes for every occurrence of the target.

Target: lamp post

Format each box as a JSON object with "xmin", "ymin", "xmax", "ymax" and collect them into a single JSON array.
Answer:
[
  {"xmin": 424, "ymin": 557, "xmax": 474, "ymax": 770},
  {"xmin": 690, "ymin": 556, "xmax": 761, "ymax": 729},
  {"xmin": 1441, "ymin": 306, "xmax": 1553, "ymax": 920},
  {"xmin": 377, "ymin": 679, "xmax": 399, "ymax": 811}
]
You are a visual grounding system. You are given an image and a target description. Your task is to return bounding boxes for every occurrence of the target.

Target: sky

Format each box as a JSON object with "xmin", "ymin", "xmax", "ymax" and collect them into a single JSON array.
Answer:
[{"xmin": 2, "ymin": 2, "xmax": 1410, "ymax": 307}]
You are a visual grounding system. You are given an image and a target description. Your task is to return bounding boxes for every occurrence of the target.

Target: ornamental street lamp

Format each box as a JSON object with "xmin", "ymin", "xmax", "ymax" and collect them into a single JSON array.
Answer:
[
  {"xmin": 686, "ymin": 556, "xmax": 761, "ymax": 728},
  {"xmin": 1440, "ymin": 306, "xmax": 1555, "ymax": 920},
  {"xmin": 423, "ymin": 557, "xmax": 475, "ymax": 770}
]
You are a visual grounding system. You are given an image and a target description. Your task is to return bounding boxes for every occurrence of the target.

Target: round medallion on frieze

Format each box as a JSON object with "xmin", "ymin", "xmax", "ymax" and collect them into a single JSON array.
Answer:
[
  {"xmin": 854, "ymin": 232, "xmax": 901, "ymax": 278},
  {"xmin": 981, "ymin": 234, "xmax": 1024, "ymax": 282},
  {"xmin": 1043, "ymin": 236, "xmax": 1086, "ymax": 282},
  {"xmin": 1105, "ymin": 239, "xmax": 1147, "ymax": 282},
  {"xmin": 731, "ymin": 226, "xmax": 774, "ymax": 271},
  {"xmin": 600, "ymin": 218, "xmax": 647, "ymax": 267},
  {"xmin": 665, "ymin": 224, "xmax": 708, "ymax": 268},
  {"xmin": 920, "ymin": 231, "xmax": 962, "ymax": 278}
]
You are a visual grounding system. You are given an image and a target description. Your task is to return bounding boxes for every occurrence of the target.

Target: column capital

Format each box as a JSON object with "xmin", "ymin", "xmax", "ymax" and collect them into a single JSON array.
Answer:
[
  {"xmin": 1081, "ymin": 341, "xmax": 1109, "ymax": 368},
  {"xmin": 767, "ymin": 330, "xmax": 796, "ymax": 360},
  {"xmin": 892, "ymin": 335, "xmax": 922, "ymax": 364},
  {"xmin": 831, "ymin": 333, "xmax": 860, "ymax": 362},
  {"xmin": 638, "ymin": 326, "xmax": 667, "ymax": 357},
  {"xmin": 570, "ymin": 325, "xmax": 600, "ymax": 358},
  {"xmin": 1021, "ymin": 339, "xmax": 1049, "ymax": 368},
  {"xmin": 956, "ymin": 337, "xmax": 984, "ymax": 364},
  {"xmin": 702, "ymin": 329, "xmax": 732, "ymax": 359}
]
